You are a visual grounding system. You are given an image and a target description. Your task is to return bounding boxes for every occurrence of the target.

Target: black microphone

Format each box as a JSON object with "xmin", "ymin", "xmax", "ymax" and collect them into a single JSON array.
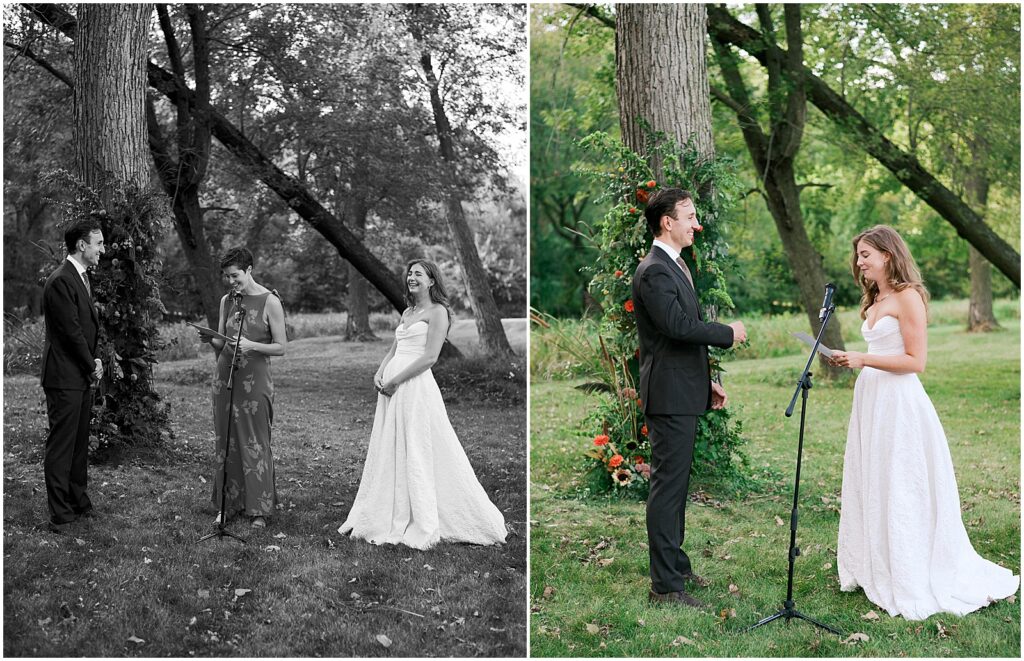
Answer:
[
  {"xmin": 231, "ymin": 290, "xmax": 245, "ymax": 322},
  {"xmin": 818, "ymin": 283, "xmax": 836, "ymax": 322}
]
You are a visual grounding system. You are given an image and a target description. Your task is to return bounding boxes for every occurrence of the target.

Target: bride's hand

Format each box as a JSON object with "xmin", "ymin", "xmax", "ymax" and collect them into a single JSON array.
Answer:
[
  {"xmin": 831, "ymin": 350, "xmax": 865, "ymax": 369},
  {"xmin": 379, "ymin": 380, "xmax": 397, "ymax": 397}
]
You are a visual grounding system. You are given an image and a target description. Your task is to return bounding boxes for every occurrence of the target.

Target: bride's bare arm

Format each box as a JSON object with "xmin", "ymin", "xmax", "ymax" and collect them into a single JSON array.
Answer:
[
  {"xmin": 380, "ymin": 306, "xmax": 449, "ymax": 392},
  {"xmin": 832, "ymin": 289, "xmax": 928, "ymax": 374}
]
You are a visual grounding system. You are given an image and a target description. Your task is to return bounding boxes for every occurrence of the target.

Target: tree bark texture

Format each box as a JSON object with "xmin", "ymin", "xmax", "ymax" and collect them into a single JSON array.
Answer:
[
  {"xmin": 616, "ymin": 3, "xmax": 715, "ymax": 180},
  {"xmin": 416, "ymin": 48, "xmax": 514, "ymax": 358},
  {"xmin": 706, "ymin": 4, "xmax": 1020, "ymax": 288},
  {"xmin": 342, "ymin": 195, "xmax": 376, "ymax": 341},
  {"xmin": 74, "ymin": 3, "xmax": 150, "ymax": 188},
  {"xmin": 711, "ymin": 6, "xmax": 845, "ymax": 372}
]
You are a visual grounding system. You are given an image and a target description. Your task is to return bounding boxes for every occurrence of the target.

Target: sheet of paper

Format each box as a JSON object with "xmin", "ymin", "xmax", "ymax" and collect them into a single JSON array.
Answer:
[
  {"xmin": 187, "ymin": 321, "xmax": 233, "ymax": 342},
  {"xmin": 791, "ymin": 332, "xmax": 834, "ymax": 358}
]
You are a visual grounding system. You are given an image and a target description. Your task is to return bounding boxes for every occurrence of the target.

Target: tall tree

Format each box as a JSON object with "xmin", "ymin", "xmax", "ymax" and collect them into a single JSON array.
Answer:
[
  {"xmin": 615, "ymin": 3, "xmax": 714, "ymax": 180},
  {"xmin": 710, "ymin": 5, "xmax": 845, "ymax": 369},
  {"xmin": 405, "ymin": 4, "xmax": 518, "ymax": 357},
  {"xmin": 706, "ymin": 4, "xmax": 1020, "ymax": 289}
]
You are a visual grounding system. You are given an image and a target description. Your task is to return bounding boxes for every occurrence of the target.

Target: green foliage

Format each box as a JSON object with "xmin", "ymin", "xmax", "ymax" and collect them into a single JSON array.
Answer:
[
  {"xmin": 571, "ymin": 129, "xmax": 753, "ymax": 495},
  {"xmin": 41, "ymin": 170, "xmax": 172, "ymax": 458}
]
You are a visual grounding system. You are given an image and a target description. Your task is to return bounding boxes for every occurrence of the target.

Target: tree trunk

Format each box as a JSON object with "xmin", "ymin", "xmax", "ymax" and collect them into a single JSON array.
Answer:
[
  {"xmin": 342, "ymin": 195, "xmax": 376, "ymax": 341},
  {"xmin": 964, "ymin": 140, "xmax": 998, "ymax": 331},
  {"xmin": 616, "ymin": 3, "xmax": 714, "ymax": 181},
  {"xmin": 74, "ymin": 3, "xmax": 150, "ymax": 188},
  {"xmin": 415, "ymin": 48, "xmax": 514, "ymax": 358},
  {"xmin": 710, "ymin": 6, "xmax": 845, "ymax": 376},
  {"xmin": 706, "ymin": 4, "xmax": 1020, "ymax": 288}
]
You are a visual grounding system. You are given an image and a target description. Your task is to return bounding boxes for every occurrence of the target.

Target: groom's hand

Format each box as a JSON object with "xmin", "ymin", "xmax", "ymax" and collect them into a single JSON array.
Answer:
[
  {"xmin": 728, "ymin": 321, "xmax": 747, "ymax": 346},
  {"xmin": 710, "ymin": 381, "xmax": 728, "ymax": 409}
]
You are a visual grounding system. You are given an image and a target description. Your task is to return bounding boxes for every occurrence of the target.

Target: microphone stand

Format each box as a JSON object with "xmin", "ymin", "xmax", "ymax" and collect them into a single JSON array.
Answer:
[
  {"xmin": 746, "ymin": 302, "xmax": 841, "ymax": 636},
  {"xmin": 199, "ymin": 299, "xmax": 248, "ymax": 544}
]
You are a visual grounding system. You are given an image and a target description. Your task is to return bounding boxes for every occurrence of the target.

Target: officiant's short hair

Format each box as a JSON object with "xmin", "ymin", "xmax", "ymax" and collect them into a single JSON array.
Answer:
[
  {"xmin": 64, "ymin": 218, "xmax": 103, "ymax": 254},
  {"xmin": 645, "ymin": 188, "xmax": 693, "ymax": 237},
  {"xmin": 220, "ymin": 247, "xmax": 254, "ymax": 271}
]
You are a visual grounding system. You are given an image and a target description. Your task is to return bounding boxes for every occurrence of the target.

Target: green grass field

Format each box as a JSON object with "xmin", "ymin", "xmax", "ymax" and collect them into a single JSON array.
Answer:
[
  {"xmin": 529, "ymin": 311, "xmax": 1020, "ymax": 657},
  {"xmin": 3, "ymin": 321, "xmax": 526, "ymax": 656}
]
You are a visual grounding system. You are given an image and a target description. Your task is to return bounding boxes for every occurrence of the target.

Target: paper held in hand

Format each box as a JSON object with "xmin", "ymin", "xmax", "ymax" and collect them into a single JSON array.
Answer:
[
  {"xmin": 791, "ymin": 332, "xmax": 834, "ymax": 358},
  {"xmin": 187, "ymin": 322, "xmax": 233, "ymax": 342}
]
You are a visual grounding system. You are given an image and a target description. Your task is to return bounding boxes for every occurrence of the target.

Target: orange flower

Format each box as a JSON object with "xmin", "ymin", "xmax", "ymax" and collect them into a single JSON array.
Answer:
[
  {"xmin": 634, "ymin": 456, "xmax": 645, "ymax": 464},
  {"xmin": 609, "ymin": 454, "xmax": 624, "ymax": 468},
  {"xmin": 614, "ymin": 270, "xmax": 623, "ymax": 278},
  {"xmin": 624, "ymin": 299, "xmax": 634, "ymax": 312},
  {"xmin": 641, "ymin": 424, "xmax": 649, "ymax": 436},
  {"xmin": 628, "ymin": 206, "xmax": 638, "ymax": 214},
  {"xmin": 646, "ymin": 180, "xmax": 656, "ymax": 188},
  {"xmin": 695, "ymin": 224, "xmax": 703, "ymax": 232},
  {"xmin": 593, "ymin": 434, "xmax": 610, "ymax": 446},
  {"xmin": 636, "ymin": 398, "xmax": 642, "ymax": 407},
  {"xmin": 636, "ymin": 188, "xmax": 649, "ymax": 203}
]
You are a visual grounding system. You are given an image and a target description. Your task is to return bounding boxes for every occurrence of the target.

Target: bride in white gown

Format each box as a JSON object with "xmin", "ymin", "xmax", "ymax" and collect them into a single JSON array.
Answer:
[
  {"xmin": 338, "ymin": 259, "xmax": 507, "ymax": 550},
  {"xmin": 830, "ymin": 225, "xmax": 1018, "ymax": 620}
]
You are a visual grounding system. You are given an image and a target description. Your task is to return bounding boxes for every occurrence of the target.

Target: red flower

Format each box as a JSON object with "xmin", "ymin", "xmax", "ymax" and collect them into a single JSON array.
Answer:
[
  {"xmin": 636, "ymin": 188, "xmax": 649, "ymax": 203},
  {"xmin": 695, "ymin": 224, "xmax": 703, "ymax": 232},
  {"xmin": 634, "ymin": 456, "xmax": 645, "ymax": 464},
  {"xmin": 609, "ymin": 454, "xmax": 624, "ymax": 468},
  {"xmin": 646, "ymin": 180, "xmax": 657, "ymax": 188},
  {"xmin": 593, "ymin": 434, "xmax": 610, "ymax": 446},
  {"xmin": 629, "ymin": 206, "xmax": 638, "ymax": 214},
  {"xmin": 624, "ymin": 299, "xmax": 634, "ymax": 313},
  {"xmin": 634, "ymin": 348, "xmax": 640, "ymax": 359},
  {"xmin": 614, "ymin": 270, "xmax": 623, "ymax": 278},
  {"xmin": 636, "ymin": 398, "xmax": 642, "ymax": 407},
  {"xmin": 641, "ymin": 424, "xmax": 649, "ymax": 437}
]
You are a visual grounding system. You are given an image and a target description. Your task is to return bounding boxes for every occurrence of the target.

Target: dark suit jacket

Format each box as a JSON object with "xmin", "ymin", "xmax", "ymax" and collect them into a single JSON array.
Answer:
[
  {"xmin": 40, "ymin": 260, "xmax": 98, "ymax": 390},
  {"xmin": 632, "ymin": 247, "xmax": 734, "ymax": 416}
]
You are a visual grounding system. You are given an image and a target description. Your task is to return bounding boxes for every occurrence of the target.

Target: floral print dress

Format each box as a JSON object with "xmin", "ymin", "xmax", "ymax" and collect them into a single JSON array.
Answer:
[{"xmin": 211, "ymin": 292, "xmax": 278, "ymax": 516}]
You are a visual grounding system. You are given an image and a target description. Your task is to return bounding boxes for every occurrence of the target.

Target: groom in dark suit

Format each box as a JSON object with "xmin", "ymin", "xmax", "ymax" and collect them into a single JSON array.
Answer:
[
  {"xmin": 40, "ymin": 218, "xmax": 105, "ymax": 532},
  {"xmin": 632, "ymin": 188, "xmax": 747, "ymax": 608}
]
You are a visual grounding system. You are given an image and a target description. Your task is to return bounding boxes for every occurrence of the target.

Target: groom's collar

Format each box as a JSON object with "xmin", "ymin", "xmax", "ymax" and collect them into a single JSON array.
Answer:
[{"xmin": 652, "ymin": 239, "xmax": 680, "ymax": 262}]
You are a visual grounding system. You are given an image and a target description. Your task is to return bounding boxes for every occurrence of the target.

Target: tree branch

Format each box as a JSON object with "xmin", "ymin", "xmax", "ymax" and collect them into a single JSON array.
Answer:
[
  {"xmin": 565, "ymin": 3, "xmax": 615, "ymax": 29},
  {"xmin": 3, "ymin": 40, "xmax": 72, "ymax": 87}
]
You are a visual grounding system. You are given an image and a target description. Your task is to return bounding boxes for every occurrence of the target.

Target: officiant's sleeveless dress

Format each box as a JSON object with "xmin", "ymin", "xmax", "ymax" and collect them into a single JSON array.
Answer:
[
  {"xmin": 338, "ymin": 320, "xmax": 507, "ymax": 549},
  {"xmin": 211, "ymin": 292, "xmax": 278, "ymax": 516},
  {"xmin": 837, "ymin": 314, "xmax": 1019, "ymax": 620}
]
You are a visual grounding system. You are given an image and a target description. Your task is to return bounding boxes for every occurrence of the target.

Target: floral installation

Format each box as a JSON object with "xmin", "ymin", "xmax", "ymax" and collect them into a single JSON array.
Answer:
[{"xmin": 573, "ymin": 126, "xmax": 752, "ymax": 497}]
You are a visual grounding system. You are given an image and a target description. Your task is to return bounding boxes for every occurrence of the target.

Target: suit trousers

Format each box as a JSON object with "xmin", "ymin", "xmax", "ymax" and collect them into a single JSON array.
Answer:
[
  {"xmin": 646, "ymin": 412, "xmax": 698, "ymax": 594},
  {"xmin": 44, "ymin": 387, "xmax": 93, "ymax": 524}
]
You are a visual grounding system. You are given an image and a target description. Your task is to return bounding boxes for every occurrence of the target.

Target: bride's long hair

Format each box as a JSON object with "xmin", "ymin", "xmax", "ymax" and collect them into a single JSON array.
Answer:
[
  {"xmin": 404, "ymin": 259, "xmax": 453, "ymax": 330},
  {"xmin": 850, "ymin": 225, "xmax": 929, "ymax": 319}
]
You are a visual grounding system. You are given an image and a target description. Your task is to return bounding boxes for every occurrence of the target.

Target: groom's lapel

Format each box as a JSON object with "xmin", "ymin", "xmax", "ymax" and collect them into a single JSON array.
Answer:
[{"xmin": 652, "ymin": 248, "xmax": 699, "ymax": 310}]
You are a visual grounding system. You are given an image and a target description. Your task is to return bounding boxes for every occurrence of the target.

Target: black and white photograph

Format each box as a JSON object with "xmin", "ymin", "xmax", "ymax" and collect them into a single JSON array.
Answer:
[{"xmin": 3, "ymin": 3, "xmax": 527, "ymax": 656}]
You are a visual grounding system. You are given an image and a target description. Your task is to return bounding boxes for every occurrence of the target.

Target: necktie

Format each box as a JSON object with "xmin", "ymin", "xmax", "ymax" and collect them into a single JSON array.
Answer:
[
  {"xmin": 82, "ymin": 271, "xmax": 92, "ymax": 298},
  {"xmin": 675, "ymin": 256, "xmax": 694, "ymax": 289}
]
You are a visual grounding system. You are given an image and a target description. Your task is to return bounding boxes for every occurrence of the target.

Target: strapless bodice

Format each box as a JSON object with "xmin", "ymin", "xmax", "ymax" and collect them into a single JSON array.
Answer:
[
  {"xmin": 395, "ymin": 320, "xmax": 428, "ymax": 356},
  {"xmin": 862, "ymin": 315, "xmax": 904, "ymax": 356}
]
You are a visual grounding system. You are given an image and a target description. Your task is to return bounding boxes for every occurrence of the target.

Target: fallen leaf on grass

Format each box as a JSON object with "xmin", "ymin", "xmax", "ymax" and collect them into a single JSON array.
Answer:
[
  {"xmin": 670, "ymin": 635, "xmax": 694, "ymax": 646},
  {"xmin": 350, "ymin": 592, "xmax": 360, "ymax": 600},
  {"xmin": 822, "ymin": 562, "xmax": 833, "ymax": 570},
  {"xmin": 774, "ymin": 515, "xmax": 784, "ymax": 526},
  {"xmin": 423, "ymin": 564, "xmax": 435, "ymax": 571},
  {"xmin": 718, "ymin": 608, "xmax": 736, "ymax": 620},
  {"xmin": 37, "ymin": 617, "xmax": 52, "ymax": 626},
  {"xmin": 1006, "ymin": 595, "xmax": 1017, "ymax": 604},
  {"xmin": 842, "ymin": 632, "xmax": 869, "ymax": 644},
  {"xmin": 936, "ymin": 622, "xmax": 948, "ymax": 638},
  {"xmin": 348, "ymin": 577, "xmax": 357, "ymax": 583},
  {"xmin": 264, "ymin": 545, "xmax": 281, "ymax": 552},
  {"xmin": 197, "ymin": 589, "xmax": 210, "ymax": 598},
  {"xmin": 636, "ymin": 618, "xmax": 645, "ymax": 626},
  {"xmin": 861, "ymin": 610, "xmax": 879, "ymax": 621},
  {"xmin": 542, "ymin": 586, "xmax": 555, "ymax": 598},
  {"xmin": 585, "ymin": 623, "xmax": 600, "ymax": 635},
  {"xmin": 273, "ymin": 532, "xmax": 287, "ymax": 539},
  {"xmin": 234, "ymin": 588, "xmax": 251, "ymax": 597},
  {"xmin": 127, "ymin": 635, "xmax": 145, "ymax": 645},
  {"xmin": 597, "ymin": 558, "xmax": 614, "ymax": 567},
  {"xmin": 728, "ymin": 583, "xmax": 740, "ymax": 595},
  {"xmin": 74, "ymin": 538, "xmax": 86, "ymax": 546},
  {"xmin": 376, "ymin": 634, "xmax": 392, "ymax": 648}
]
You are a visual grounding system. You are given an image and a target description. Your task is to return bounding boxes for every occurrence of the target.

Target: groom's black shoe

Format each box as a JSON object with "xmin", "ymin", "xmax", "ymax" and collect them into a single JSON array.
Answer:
[
  {"xmin": 683, "ymin": 572, "xmax": 710, "ymax": 588},
  {"xmin": 649, "ymin": 589, "xmax": 705, "ymax": 609}
]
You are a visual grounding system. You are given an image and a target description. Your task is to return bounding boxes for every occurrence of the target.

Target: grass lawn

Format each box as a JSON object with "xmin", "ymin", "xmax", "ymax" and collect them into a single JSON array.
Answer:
[
  {"xmin": 529, "ymin": 317, "xmax": 1020, "ymax": 657},
  {"xmin": 3, "ymin": 320, "xmax": 526, "ymax": 657}
]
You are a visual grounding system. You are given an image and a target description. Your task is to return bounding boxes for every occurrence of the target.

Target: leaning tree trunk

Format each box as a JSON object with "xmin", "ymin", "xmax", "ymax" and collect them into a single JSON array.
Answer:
[
  {"xmin": 417, "ymin": 49, "xmax": 514, "ymax": 358},
  {"xmin": 75, "ymin": 3, "xmax": 149, "ymax": 188},
  {"xmin": 616, "ymin": 3, "xmax": 714, "ymax": 183}
]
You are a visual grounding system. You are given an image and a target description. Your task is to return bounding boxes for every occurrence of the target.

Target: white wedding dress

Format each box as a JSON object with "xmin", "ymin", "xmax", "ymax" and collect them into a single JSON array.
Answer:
[
  {"xmin": 837, "ymin": 315, "xmax": 1019, "ymax": 620},
  {"xmin": 338, "ymin": 320, "xmax": 507, "ymax": 550}
]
